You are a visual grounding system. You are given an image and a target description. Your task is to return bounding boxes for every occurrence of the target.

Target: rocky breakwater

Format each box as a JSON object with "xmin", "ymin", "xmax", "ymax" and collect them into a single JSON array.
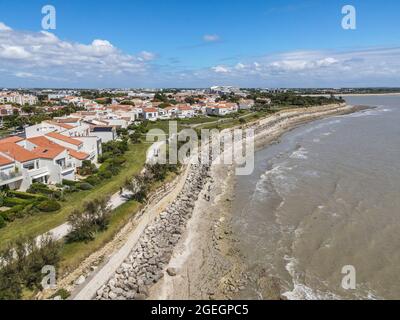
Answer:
[{"xmin": 95, "ymin": 162, "xmax": 210, "ymax": 300}]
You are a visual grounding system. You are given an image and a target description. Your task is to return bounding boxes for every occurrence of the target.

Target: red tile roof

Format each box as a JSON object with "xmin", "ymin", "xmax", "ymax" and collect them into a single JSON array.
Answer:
[
  {"xmin": 143, "ymin": 107, "xmax": 158, "ymax": 113},
  {"xmin": 0, "ymin": 154, "xmax": 14, "ymax": 166},
  {"xmin": 46, "ymin": 132, "xmax": 83, "ymax": 146},
  {"xmin": 0, "ymin": 136, "xmax": 24, "ymax": 144},
  {"xmin": 44, "ymin": 120, "xmax": 75, "ymax": 130},
  {"xmin": 28, "ymin": 136, "xmax": 66, "ymax": 159},
  {"xmin": 67, "ymin": 148, "xmax": 89, "ymax": 160},
  {"xmin": 0, "ymin": 143, "xmax": 38, "ymax": 162}
]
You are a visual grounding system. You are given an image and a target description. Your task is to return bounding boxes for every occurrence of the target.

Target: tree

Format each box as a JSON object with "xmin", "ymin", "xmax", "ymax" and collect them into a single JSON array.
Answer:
[
  {"xmin": 0, "ymin": 234, "xmax": 61, "ymax": 299},
  {"xmin": 66, "ymin": 197, "xmax": 111, "ymax": 243},
  {"xmin": 124, "ymin": 175, "xmax": 148, "ymax": 203},
  {"xmin": 129, "ymin": 131, "xmax": 142, "ymax": 144}
]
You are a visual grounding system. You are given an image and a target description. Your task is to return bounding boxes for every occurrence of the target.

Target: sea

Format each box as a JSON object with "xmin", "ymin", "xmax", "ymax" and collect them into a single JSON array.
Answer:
[{"xmin": 232, "ymin": 95, "xmax": 400, "ymax": 300}]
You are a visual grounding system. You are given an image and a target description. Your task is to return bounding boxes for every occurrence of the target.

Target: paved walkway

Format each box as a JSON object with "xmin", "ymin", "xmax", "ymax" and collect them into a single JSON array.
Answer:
[{"xmin": 73, "ymin": 162, "xmax": 191, "ymax": 300}]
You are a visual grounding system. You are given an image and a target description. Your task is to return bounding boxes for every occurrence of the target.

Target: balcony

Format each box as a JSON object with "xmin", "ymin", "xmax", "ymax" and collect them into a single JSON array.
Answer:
[
  {"xmin": 61, "ymin": 162, "xmax": 74, "ymax": 172},
  {"xmin": 0, "ymin": 171, "xmax": 23, "ymax": 185}
]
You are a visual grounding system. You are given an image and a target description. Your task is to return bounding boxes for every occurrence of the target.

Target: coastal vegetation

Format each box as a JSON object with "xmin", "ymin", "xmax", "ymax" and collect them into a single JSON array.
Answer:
[{"xmin": 0, "ymin": 235, "xmax": 61, "ymax": 300}]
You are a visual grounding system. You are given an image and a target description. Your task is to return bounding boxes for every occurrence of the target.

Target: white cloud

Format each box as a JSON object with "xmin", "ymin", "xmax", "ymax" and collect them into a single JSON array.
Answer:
[
  {"xmin": 138, "ymin": 51, "xmax": 156, "ymax": 61},
  {"xmin": 203, "ymin": 48, "xmax": 400, "ymax": 87},
  {"xmin": 0, "ymin": 23, "xmax": 157, "ymax": 86},
  {"xmin": 15, "ymin": 72, "xmax": 34, "ymax": 78},
  {"xmin": 0, "ymin": 45, "xmax": 32, "ymax": 59},
  {"xmin": 203, "ymin": 34, "xmax": 220, "ymax": 42},
  {"xmin": 211, "ymin": 65, "xmax": 230, "ymax": 73},
  {"xmin": 0, "ymin": 22, "xmax": 12, "ymax": 31}
]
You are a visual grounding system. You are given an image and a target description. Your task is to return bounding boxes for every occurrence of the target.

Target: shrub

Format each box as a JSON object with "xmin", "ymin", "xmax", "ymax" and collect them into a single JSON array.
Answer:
[
  {"xmin": 64, "ymin": 185, "xmax": 78, "ymax": 193},
  {"xmin": 66, "ymin": 197, "xmax": 111, "ymax": 243},
  {"xmin": 62, "ymin": 179, "xmax": 78, "ymax": 187},
  {"xmin": 98, "ymin": 169, "xmax": 113, "ymax": 179},
  {"xmin": 77, "ymin": 160, "xmax": 98, "ymax": 176},
  {"xmin": 77, "ymin": 182, "xmax": 93, "ymax": 190},
  {"xmin": 3, "ymin": 197, "xmax": 30, "ymax": 207},
  {"xmin": 84, "ymin": 175, "xmax": 102, "ymax": 186},
  {"xmin": 0, "ymin": 235, "xmax": 61, "ymax": 299},
  {"xmin": 51, "ymin": 289, "xmax": 70, "ymax": 300},
  {"xmin": 2, "ymin": 205, "xmax": 25, "ymax": 221},
  {"xmin": 0, "ymin": 215, "xmax": 5, "ymax": 228},
  {"xmin": 36, "ymin": 200, "xmax": 61, "ymax": 212},
  {"xmin": 28, "ymin": 183, "xmax": 63, "ymax": 201},
  {"xmin": 7, "ymin": 191, "xmax": 46, "ymax": 201}
]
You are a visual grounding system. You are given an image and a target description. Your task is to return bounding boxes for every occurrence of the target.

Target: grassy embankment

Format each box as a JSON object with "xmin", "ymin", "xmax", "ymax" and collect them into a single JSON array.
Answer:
[{"xmin": 0, "ymin": 143, "xmax": 148, "ymax": 250}]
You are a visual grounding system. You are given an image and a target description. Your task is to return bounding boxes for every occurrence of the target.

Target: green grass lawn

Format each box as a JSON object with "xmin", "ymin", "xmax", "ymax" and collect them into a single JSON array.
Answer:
[
  {"xmin": 0, "ymin": 143, "xmax": 148, "ymax": 250},
  {"xmin": 59, "ymin": 200, "xmax": 142, "ymax": 274},
  {"xmin": 59, "ymin": 171, "xmax": 177, "ymax": 274}
]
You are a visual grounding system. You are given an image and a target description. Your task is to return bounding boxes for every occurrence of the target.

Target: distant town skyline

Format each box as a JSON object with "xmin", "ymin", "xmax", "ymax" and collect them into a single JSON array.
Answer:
[{"xmin": 1, "ymin": 0, "xmax": 400, "ymax": 88}]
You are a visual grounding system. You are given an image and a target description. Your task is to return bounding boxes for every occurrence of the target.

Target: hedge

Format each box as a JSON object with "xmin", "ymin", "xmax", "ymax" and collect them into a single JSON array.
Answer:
[
  {"xmin": 2, "ymin": 205, "xmax": 25, "ymax": 221},
  {"xmin": 7, "ymin": 191, "xmax": 46, "ymax": 201},
  {"xmin": 62, "ymin": 179, "xmax": 78, "ymax": 187},
  {"xmin": 3, "ymin": 197, "xmax": 31, "ymax": 207},
  {"xmin": 77, "ymin": 182, "xmax": 93, "ymax": 190},
  {"xmin": 36, "ymin": 200, "xmax": 61, "ymax": 212}
]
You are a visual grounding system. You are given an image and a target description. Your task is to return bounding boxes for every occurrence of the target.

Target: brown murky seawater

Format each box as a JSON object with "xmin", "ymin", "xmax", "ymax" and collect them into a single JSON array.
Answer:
[{"xmin": 233, "ymin": 96, "xmax": 400, "ymax": 300}]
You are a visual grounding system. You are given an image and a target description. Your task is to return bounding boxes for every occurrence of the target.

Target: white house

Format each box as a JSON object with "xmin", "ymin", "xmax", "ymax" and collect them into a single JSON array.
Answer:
[{"xmin": 142, "ymin": 107, "xmax": 158, "ymax": 121}]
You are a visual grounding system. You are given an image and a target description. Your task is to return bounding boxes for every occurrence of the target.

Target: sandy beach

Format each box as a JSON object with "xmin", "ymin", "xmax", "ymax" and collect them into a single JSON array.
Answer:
[{"xmin": 148, "ymin": 103, "xmax": 366, "ymax": 300}]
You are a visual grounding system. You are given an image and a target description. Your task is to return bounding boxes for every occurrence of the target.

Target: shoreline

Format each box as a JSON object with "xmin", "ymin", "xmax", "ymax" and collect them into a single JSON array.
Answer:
[
  {"xmin": 65, "ymin": 103, "xmax": 367, "ymax": 300},
  {"xmin": 148, "ymin": 103, "xmax": 368, "ymax": 300}
]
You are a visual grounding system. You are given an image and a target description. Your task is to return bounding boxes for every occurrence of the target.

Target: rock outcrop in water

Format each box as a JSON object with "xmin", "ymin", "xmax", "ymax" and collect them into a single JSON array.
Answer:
[{"xmin": 95, "ymin": 163, "xmax": 210, "ymax": 300}]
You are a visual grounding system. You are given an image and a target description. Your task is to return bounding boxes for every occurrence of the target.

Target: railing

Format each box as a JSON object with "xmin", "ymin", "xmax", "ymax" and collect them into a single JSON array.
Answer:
[
  {"xmin": 0, "ymin": 171, "xmax": 23, "ymax": 182},
  {"xmin": 61, "ymin": 163, "xmax": 74, "ymax": 171}
]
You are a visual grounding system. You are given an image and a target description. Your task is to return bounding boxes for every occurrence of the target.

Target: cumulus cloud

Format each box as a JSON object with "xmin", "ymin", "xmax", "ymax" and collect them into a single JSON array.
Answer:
[
  {"xmin": 206, "ymin": 48, "xmax": 400, "ymax": 87},
  {"xmin": 203, "ymin": 34, "xmax": 220, "ymax": 42},
  {"xmin": 211, "ymin": 65, "xmax": 230, "ymax": 73},
  {"xmin": 138, "ymin": 51, "xmax": 156, "ymax": 61},
  {"xmin": 0, "ymin": 22, "xmax": 12, "ymax": 31},
  {"xmin": 0, "ymin": 22, "xmax": 157, "ymax": 86}
]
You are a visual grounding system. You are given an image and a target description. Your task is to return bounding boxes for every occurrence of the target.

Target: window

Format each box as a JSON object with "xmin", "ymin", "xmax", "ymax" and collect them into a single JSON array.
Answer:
[{"xmin": 23, "ymin": 162, "xmax": 35, "ymax": 170}]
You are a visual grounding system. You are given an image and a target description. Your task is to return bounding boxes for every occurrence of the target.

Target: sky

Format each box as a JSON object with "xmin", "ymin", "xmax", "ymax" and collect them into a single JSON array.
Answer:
[{"xmin": 0, "ymin": 0, "xmax": 400, "ymax": 88}]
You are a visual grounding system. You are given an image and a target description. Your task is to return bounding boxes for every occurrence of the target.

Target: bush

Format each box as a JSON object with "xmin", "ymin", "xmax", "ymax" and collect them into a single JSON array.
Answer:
[
  {"xmin": 0, "ymin": 215, "xmax": 5, "ymax": 228},
  {"xmin": 2, "ymin": 205, "xmax": 25, "ymax": 221},
  {"xmin": 27, "ymin": 183, "xmax": 63, "ymax": 201},
  {"xmin": 0, "ymin": 235, "xmax": 61, "ymax": 299},
  {"xmin": 64, "ymin": 185, "xmax": 78, "ymax": 193},
  {"xmin": 62, "ymin": 179, "xmax": 78, "ymax": 187},
  {"xmin": 3, "ymin": 197, "xmax": 30, "ymax": 207},
  {"xmin": 36, "ymin": 200, "xmax": 61, "ymax": 212},
  {"xmin": 51, "ymin": 289, "xmax": 70, "ymax": 300},
  {"xmin": 7, "ymin": 191, "xmax": 46, "ymax": 201},
  {"xmin": 84, "ymin": 175, "xmax": 102, "ymax": 186},
  {"xmin": 77, "ymin": 182, "xmax": 93, "ymax": 190},
  {"xmin": 66, "ymin": 197, "xmax": 111, "ymax": 243}
]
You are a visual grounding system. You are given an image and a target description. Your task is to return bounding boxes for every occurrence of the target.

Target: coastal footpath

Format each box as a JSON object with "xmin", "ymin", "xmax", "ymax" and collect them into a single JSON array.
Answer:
[{"xmin": 69, "ymin": 103, "xmax": 364, "ymax": 300}]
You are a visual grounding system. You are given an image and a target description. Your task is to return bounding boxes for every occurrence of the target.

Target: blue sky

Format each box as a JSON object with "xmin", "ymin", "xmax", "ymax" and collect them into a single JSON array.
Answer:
[{"xmin": 0, "ymin": 0, "xmax": 400, "ymax": 88}]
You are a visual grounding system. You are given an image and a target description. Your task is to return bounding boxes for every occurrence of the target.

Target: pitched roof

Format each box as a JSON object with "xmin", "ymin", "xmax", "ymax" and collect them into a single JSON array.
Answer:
[
  {"xmin": 46, "ymin": 132, "xmax": 83, "ymax": 146},
  {"xmin": 143, "ymin": 107, "xmax": 158, "ymax": 113},
  {"xmin": 178, "ymin": 106, "xmax": 193, "ymax": 111},
  {"xmin": 0, "ymin": 143, "xmax": 38, "ymax": 162},
  {"xmin": 28, "ymin": 136, "xmax": 66, "ymax": 159},
  {"xmin": 44, "ymin": 120, "xmax": 75, "ymax": 130},
  {"xmin": 0, "ymin": 154, "xmax": 14, "ymax": 166},
  {"xmin": 67, "ymin": 148, "xmax": 89, "ymax": 160},
  {"xmin": 0, "ymin": 136, "xmax": 24, "ymax": 144}
]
